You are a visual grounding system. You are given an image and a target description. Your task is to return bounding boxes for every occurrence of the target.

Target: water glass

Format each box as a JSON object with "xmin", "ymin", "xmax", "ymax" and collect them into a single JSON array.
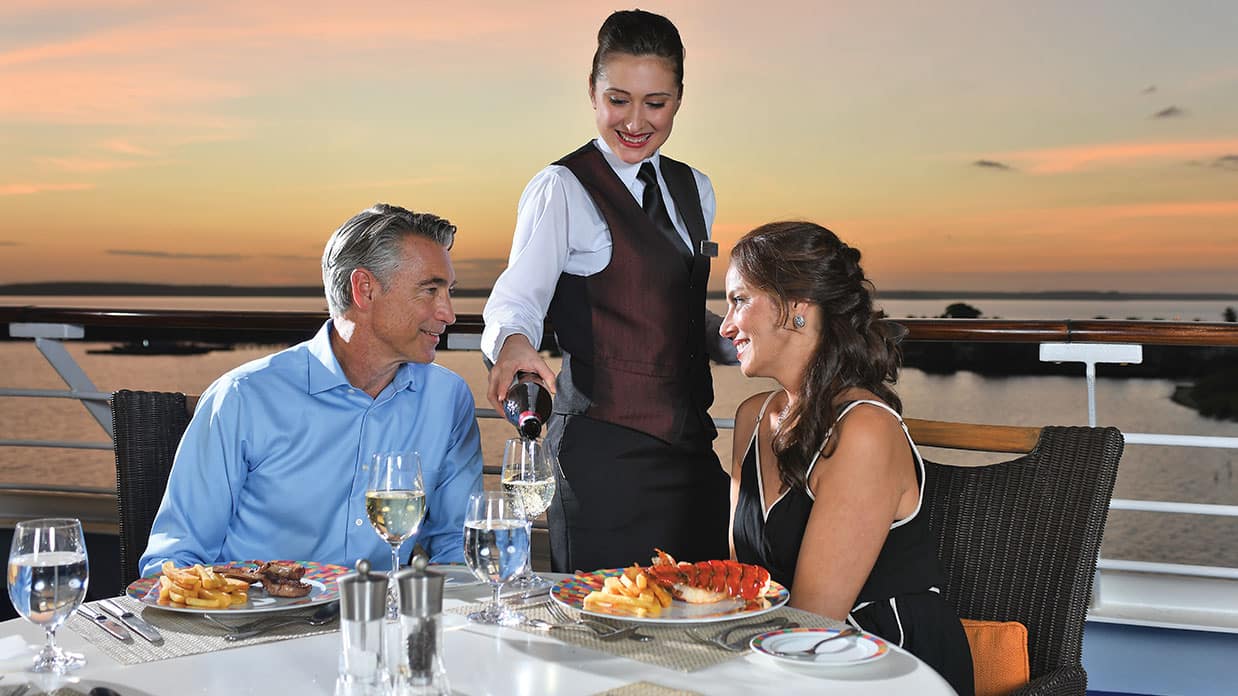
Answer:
[
  {"xmin": 7, "ymin": 517, "xmax": 88, "ymax": 673},
  {"xmin": 462, "ymin": 490, "xmax": 529, "ymax": 626},
  {"xmin": 367, "ymin": 451, "xmax": 426, "ymax": 619},
  {"xmin": 499, "ymin": 438, "xmax": 556, "ymax": 590}
]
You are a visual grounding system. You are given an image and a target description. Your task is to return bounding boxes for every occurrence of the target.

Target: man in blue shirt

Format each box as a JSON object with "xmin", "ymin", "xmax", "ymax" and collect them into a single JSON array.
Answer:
[{"xmin": 140, "ymin": 203, "xmax": 483, "ymax": 577}]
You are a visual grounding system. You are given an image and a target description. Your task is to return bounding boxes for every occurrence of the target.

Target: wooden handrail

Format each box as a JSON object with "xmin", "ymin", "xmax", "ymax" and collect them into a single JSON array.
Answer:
[
  {"xmin": 905, "ymin": 418, "xmax": 1041, "ymax": 454},
  {"xmin": 3, "ymin": 306, "xmax": 1237, "ymax": 347}
]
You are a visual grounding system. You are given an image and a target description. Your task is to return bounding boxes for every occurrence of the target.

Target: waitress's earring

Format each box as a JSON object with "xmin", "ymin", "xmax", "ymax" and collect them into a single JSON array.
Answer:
[{"xmin": 792, "ymin": 315, "xmax": 806, "ymax": 329}]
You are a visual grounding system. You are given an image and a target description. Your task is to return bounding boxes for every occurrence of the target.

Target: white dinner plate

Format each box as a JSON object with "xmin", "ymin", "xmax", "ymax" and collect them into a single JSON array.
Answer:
[
  {"xmin": 551, "ymin": 568, "xmax": 789, "ymax": 624},
  {"xmin": 126, "ymin": 560, "xmax": 346, "ymax": 614},
  {"xmin": 750, "ymin": 627, "xmax": 890, "ymax": 667}
]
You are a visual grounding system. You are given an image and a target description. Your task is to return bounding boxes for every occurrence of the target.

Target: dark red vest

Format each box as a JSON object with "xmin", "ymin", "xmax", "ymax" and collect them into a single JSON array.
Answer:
[{"xmin": 548, "ymin": 142, "xmax": 715, "ymax": 445}]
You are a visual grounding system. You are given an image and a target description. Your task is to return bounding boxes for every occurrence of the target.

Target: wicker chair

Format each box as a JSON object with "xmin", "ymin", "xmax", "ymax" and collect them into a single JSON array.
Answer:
[
  {"xmin": 111, "ymin": 389, "xmax": 194, "ymax": 592},
  {"xmin": 907, "ymin": 419, "xmax": 1123, "ymax": 696}
]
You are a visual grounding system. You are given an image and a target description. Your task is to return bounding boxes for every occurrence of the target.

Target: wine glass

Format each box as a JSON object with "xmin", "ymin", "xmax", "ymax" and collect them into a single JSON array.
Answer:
[
  {"xmin": 462, "ymin": 489, "xmax": 530, "ymax": 625},
  {"xmin": 367, "ymin": 451, "xmax": 426, "ymax": 619},
  {"xmin": 500, "ymin": 438, "xmax": 556, "ymax": 590},
  {"xmin": 7, "ymin": 518, "xmax": 89, "ymax": 673}
]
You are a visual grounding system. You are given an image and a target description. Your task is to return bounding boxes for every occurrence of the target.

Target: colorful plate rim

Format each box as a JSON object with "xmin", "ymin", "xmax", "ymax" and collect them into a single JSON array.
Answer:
[
  {"xmin": 750, "ymin": 627, "xmax": 890, "ymax": 666},
  {"xmin": 125, "ymin": 560, "xmax": 349, "ymax": 614},
  {"xmin": 550, "ymin": 567, "xmax": 789, "ymax": 624}
]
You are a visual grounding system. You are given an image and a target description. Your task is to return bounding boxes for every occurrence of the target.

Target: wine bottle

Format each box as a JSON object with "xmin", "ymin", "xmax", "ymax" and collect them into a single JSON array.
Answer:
[{"xmin": 503, "ymin": 372, "xmax": 552, "ymax": 439}]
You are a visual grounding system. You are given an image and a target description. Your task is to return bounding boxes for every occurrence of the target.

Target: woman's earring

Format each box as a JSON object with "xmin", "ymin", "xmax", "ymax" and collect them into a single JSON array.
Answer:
[{"xmin": 792, "ymin": 315, "xmax": 806, "ymax": 329}]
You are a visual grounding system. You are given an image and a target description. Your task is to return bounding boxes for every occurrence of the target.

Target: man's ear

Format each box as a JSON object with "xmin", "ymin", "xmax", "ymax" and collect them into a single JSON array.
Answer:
[{"xmin": 350, "ymin": 268, "xmax": 377, "ymax": 311}]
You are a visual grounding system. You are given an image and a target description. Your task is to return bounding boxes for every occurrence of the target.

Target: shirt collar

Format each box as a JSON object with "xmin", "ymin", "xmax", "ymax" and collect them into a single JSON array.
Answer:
[
  {"xmin": 594, "ymin": 136, "xmax": 661, "ymax": 191},
  {"xmin": 306, "ymin": 320, "xmax": 422, "ymax": 396}
]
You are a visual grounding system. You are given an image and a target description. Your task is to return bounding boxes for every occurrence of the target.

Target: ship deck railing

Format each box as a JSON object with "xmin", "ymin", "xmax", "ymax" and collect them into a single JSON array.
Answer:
[{"xmin": 2, "ymin": 306, "xmax": 1236, "ymax": 636}]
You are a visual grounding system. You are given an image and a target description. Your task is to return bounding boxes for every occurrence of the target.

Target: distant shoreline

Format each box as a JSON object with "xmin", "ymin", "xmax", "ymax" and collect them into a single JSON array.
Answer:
[{"xmin": 3, "ymin": 282, "xmax": 1237, "ymax": 302}]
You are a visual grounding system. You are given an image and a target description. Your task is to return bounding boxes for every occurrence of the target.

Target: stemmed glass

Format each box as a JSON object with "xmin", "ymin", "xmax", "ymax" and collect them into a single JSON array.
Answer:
[
  {"xmin": 7, "ymin": 518, "xmax": 89, "ymax": 673},
  {"xmin": 500, "ymin": 438, "xmax": 556, "ymax": 590},
  {"xmin": 366, "ymin": 451, "xmax": 426, "ymax": 620},
  {"xmin": 462, "ymin": 490, "xmax": 530, "ymax": 626}
]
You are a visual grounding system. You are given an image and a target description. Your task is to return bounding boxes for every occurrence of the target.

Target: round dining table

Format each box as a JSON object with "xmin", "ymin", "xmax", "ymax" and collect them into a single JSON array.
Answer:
[{"xmin": 0, "ymin": 577, "xmax": 958, "ymax": 695}]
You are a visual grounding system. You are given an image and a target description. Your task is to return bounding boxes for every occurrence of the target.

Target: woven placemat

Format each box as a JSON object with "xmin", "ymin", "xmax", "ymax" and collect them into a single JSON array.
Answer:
[
  {"xmin": 64, "ymin": 596, "xmax": 339, "ymax": 665},
  {"xmin": 447, "ymin": 601, "xmax": 841, "ymax": 673},
  {"xmin": 594, "ymin": 682, "xmax": 703, "ymax": 696}
]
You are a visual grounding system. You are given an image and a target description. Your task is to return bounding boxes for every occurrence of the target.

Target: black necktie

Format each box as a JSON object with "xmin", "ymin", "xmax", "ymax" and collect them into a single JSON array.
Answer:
[{"xmin": 638, "ymin": 162, "xmax": 692, "ymax": 264}]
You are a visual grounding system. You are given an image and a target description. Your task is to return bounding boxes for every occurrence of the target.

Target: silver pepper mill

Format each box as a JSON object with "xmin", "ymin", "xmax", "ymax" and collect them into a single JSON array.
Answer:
[
  {"xmin": 336, "ymin": 558, "xmax": 391, "ymax": 696},
  {"xmin": 393, "ymin": 553, "xmax": 449, "ymax": 695}
]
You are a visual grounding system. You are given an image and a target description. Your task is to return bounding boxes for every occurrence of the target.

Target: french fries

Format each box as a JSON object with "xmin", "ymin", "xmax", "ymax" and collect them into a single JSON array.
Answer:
[
  {"xmin": 581, "ymin": 565, "xmax": 671, "ymax": 618},
  {"xmin": 157, "ymin": 562, "xmax": 249, "ymax": 608}
]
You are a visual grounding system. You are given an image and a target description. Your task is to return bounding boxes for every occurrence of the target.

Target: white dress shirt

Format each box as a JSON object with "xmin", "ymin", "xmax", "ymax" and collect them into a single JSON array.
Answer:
[{"xmin": 482, "ymin": 138, "xmax": 716, "ymax": 361}]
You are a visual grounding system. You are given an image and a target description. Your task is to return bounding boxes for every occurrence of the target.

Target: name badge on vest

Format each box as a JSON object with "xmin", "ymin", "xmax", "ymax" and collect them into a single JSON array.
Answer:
[{"xmin": 698, "ymin": 240, "xmax": 719, "ymax": 258}]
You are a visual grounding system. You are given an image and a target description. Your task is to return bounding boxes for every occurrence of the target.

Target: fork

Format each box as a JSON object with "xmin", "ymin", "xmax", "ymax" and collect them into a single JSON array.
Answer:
[
  {"xmin": 222, "ymin": 602, "xmax": 340, "ymax": 641},
  {"xmin": 545, "ymin": 601, "xmax": 619, "ymax": 634},
  {"xmin": 525, "ymin": 617, "xmax": 646, "ymax": 641},
  {"xmin": 545, "ymin": 602, "xmax": 651, "ymax": 641},
  {"xmin": 685, "ymin": 621, "xmax": 801, "ymax": 652}
]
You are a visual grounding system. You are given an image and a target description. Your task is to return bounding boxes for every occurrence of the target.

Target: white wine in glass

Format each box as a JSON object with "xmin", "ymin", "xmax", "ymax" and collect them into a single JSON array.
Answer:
[
  {"xmin": 500, "ymin": 438, "xmax": 556, "ymax": 590},
  {"xmin": 7, "ymin": 517, "xmax": 88, "ymax": 673},
  {"xmin": 365, "ymin": 489, "xmax": 427, "ymax": 544},
  {"xmin": 367, "ymin": 451, "xmax": 425, "ymax": 619}
]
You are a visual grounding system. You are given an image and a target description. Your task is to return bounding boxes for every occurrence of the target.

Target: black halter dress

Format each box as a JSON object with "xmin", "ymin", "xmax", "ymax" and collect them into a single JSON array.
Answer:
[{"xmin": 733, "ymin": 394, "xmax": 974, "ymax": 696}]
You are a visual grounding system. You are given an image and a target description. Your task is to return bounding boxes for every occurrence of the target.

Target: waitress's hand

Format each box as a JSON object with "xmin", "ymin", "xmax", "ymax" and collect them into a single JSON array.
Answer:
[{"xmin": 486, "ymin": 333, "xmax": 558, "ymax": 412}]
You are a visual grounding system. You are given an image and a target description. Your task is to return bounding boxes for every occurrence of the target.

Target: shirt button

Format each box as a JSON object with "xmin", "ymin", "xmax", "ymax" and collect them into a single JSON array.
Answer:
[
  {"xmin": 355, "ymin": 519, "xmax": 363, "ymax": 526},
  {"xmin": 348, "ymin": 388, "xmax": 355, "ymax": 394}
]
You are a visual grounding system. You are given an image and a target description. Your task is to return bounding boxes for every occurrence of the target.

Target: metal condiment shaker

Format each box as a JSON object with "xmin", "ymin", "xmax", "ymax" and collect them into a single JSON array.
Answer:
[
  {"xmin": 336, "ymin": 559, "xmax": 391, "ymax": 696},
  {"xmin": 393, "ymin": 553, "xmax": 449, "ymax": 695}
]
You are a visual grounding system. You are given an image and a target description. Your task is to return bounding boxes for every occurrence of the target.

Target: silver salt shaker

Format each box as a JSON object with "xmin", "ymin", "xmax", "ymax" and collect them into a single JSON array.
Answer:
[
  {"xmin": 336, "ymin": 559, "xmax": 391, "ymax": 696},
  {"xmin": 393, "ymin": 553, "xmax": 449, "ymax": 695}
]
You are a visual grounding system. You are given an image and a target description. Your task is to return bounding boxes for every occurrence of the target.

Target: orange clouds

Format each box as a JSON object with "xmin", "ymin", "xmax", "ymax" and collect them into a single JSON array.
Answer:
[
  {"xmin": 990, "ymin": 139, "xmax": 1238, "ymax": 174},
  {"xmin": 0, "ymin": 183, "xmax": 94, "ymax": 196}
]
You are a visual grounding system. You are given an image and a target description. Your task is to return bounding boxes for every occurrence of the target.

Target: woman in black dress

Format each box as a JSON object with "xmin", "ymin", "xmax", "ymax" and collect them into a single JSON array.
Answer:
[{"xmin": 720, "ymin": 221, "xmax": 974, "ymax": 696}]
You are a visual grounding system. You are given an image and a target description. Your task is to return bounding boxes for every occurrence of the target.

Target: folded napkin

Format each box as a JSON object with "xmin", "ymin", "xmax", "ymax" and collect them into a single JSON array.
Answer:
[
  {"xmin": 63, "ymin": 596, "xmax": 338, "ymax": 666},
  {"xmin": 447, "ymin": 601, "xmax": 841, "ymax": 673},
  {"xmin": 0, "ymin": 634, "xmax": 36, "ymax": 673}
]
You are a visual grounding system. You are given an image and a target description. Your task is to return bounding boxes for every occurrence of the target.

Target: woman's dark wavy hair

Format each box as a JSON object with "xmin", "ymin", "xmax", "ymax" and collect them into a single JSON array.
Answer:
[
  {"xmin": 731, "ymin": 221, "xmax": 904, "ymax": 492},
  {"xmin": 589, "ymin": 9, "xmax": 685, "ymax": 95}
]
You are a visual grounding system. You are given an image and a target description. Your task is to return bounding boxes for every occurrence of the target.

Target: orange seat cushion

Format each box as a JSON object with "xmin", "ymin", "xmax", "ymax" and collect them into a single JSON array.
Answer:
[{"xmin": 961, "ymin": 618, "xmax": 1030, "ymax": 696}]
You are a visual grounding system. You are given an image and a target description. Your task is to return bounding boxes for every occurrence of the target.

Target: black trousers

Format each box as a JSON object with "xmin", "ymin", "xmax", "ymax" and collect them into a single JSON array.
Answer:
[{"xmin": 544, "ymin": 414, "xmax": 730, "ymax": 572}]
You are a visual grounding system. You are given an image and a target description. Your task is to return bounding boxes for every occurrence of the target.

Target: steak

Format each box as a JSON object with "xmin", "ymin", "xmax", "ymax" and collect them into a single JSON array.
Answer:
[
  {"xmin": 258, "ymin": 560, "xmax": 311, "ymax": 598},
  {"xmin": 213, "ymin": 566, "xmax": 262, "ymax": 584},
  {"xmin": 259, "ymin": 560, "xmax": 307, "ymax": 582},
  {"xmin": 261, "ymin": 576, "xmax": 313, "ymax": 598}
]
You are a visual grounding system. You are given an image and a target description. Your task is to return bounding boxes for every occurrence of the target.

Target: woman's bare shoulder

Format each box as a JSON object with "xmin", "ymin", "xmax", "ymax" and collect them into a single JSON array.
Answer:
[{"xmin": 731, "ymin": 392, "xmax": 777, "ymax": 454}]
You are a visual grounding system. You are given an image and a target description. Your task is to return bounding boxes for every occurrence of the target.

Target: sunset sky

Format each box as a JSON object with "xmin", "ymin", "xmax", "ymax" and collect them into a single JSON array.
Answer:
[{"xmin": 2, "ymin": 0, "xmax": 1236, "ymax": 292}]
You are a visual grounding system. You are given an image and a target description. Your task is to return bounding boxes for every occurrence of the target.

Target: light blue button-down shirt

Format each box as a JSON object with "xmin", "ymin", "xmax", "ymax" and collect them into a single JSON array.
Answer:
[{"xmin": 139, "ymin": 321, "xmax": 484, "ymax": 577}]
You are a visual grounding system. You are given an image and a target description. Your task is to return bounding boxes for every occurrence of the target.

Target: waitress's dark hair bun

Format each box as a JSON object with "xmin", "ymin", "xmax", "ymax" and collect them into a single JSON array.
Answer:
[{"xmin": 589, "ymin": 10, "xmax": 684, "ymax": 94}]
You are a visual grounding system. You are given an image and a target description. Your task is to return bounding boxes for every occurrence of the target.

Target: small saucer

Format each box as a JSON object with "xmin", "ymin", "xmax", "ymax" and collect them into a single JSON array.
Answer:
[{"xmin": 750, "ymin": 627, "xmax": 889, "ymax": 667}]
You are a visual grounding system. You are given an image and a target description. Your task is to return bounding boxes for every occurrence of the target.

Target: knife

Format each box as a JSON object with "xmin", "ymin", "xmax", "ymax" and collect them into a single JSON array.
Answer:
[
  {"xmin": 97, "ymin": 598, "xmax": 164, "ymax": 644},
  {"xmin": 75, "ymin": 604, "xmax": 133, "ymax": 643}
]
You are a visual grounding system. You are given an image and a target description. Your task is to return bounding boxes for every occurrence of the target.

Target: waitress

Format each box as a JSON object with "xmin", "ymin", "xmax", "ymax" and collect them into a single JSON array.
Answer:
[{"xmin": 483, "ymin": 9, "xmax": 729, "ymax": 573}]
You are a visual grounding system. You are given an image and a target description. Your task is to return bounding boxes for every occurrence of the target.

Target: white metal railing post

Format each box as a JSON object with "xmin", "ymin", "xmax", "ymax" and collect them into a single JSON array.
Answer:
[
  {"xmin": 9, "ymin": 322, "xmax": 113, "ymax": 439},
  {"xmin": 1040, "ymin": 342, "xmax": 1145, "ymax": 607},
  {"xmin": 1039, "ymin": 343, "xmax": 1144, "ymax": 427}
]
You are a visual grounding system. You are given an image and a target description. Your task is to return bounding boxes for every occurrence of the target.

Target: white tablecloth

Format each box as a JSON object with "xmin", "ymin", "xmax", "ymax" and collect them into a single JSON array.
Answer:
[{"xmin": 0, "ymin": 582, "xmax": 957, "ymax": 696}]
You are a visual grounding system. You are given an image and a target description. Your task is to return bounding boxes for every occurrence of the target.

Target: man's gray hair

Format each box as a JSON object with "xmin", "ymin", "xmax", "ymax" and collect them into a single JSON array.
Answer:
[{"xmin": 321, "ymin": 203, "xmax": 456, "ymax": 317}]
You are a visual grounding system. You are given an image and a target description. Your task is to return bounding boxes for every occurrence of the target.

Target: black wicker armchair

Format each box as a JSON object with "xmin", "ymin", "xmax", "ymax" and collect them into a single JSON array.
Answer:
[
  {"xmin": 111, "ymin": 389, "xmax": 193, "ymax": 592},
  {"xmin": 908, "ymin": 420, "xmax": 1124, "ymax": 696}
]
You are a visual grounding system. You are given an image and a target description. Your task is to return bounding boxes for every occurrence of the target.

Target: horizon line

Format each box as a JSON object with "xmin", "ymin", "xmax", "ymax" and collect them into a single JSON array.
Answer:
[{"xmin": 1, "ymin": 282, "xmax": 1237, "ymax": 302}]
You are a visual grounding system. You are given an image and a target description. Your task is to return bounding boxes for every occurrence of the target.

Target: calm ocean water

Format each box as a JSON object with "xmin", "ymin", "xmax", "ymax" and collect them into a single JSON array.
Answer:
[
  {"xmin": 1, "ymin": 295, "xmax": 1235, "ymax": 567},
  {"xmin": 3, "ymin": 295, "xmax": 1235, "ymax": 321}
]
